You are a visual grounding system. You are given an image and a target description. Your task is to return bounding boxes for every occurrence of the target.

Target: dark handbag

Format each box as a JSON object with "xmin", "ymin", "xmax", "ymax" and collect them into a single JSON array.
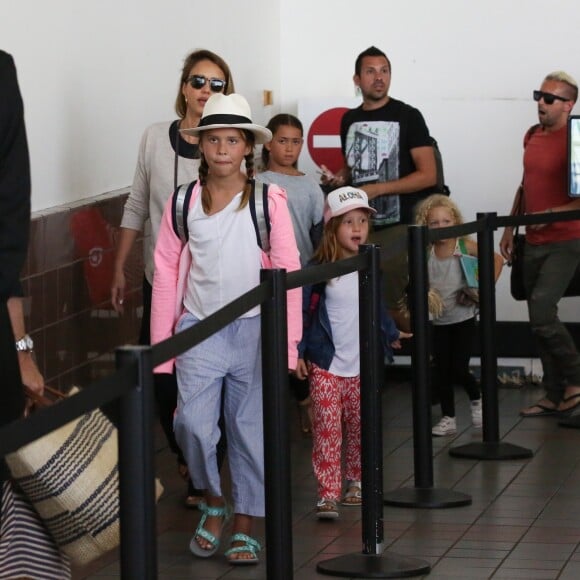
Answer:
[{"xmin": 509, "ymin": 231, "xmax": 527, "ymax": 300}]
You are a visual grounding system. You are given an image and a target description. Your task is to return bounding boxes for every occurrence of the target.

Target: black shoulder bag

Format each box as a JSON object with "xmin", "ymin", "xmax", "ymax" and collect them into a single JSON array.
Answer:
[
  {"xmin": 510, "ymin": 139, "xmax": 580, "ymax": 300},
  {"xmin": 509, "ymin": 185, "xmax": 527, "ymax": 300}
]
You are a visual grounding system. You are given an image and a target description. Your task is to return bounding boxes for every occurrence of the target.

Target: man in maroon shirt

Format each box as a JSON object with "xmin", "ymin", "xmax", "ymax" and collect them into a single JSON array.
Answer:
[{"xmin": 500, "ymin": 71, "xmax": 580, "ymax": 417}]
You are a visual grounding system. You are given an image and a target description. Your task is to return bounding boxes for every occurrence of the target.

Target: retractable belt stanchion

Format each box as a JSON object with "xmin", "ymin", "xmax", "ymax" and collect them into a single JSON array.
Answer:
[
  {"xmin": 449, "ymin": 213, "xmax": 533, "ymax": 460},
  {"xmin": 384, "ymin": 226, "xmax": 471, "ymax": 508},
  {"xmin": 116, "ymin": 345, "xmax": 158, "ymax": 580},
  {"xmin": 261, "ymin": 268, "xmax": 294, "ymax": 580},
  {"xmin": 317, "ymin": 244, "xmax": 430, "ymax": 578}
]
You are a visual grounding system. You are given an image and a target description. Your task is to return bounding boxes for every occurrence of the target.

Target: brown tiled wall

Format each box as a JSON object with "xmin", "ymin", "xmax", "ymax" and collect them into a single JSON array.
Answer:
[{"xmin": 21, "ymin": 189, "xmax": 146, "ymax": 388}]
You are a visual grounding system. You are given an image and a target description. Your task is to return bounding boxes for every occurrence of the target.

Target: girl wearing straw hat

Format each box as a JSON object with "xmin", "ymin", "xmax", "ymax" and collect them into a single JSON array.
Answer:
[{"xmin": 151, "ymin": 93, "xmax": 301, "ymax": 564}]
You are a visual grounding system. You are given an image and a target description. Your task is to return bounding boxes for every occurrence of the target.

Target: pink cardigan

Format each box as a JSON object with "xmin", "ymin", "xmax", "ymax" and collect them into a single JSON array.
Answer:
[{"xmin": 151, "ymin": 181, "xmax": 302, "ymax": 373}]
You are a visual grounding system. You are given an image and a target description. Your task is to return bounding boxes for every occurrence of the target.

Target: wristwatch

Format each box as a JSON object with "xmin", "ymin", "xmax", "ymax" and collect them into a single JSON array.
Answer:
[{"xmin": 15, "ymin": 334, "xmax": 34, "ymax": 352}]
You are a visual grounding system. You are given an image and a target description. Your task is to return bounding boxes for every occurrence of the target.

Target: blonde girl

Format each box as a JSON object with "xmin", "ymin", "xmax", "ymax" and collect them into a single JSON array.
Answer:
[{"xmin": 415, "ymin": 194, "xmax": 502, "ymax": 436}]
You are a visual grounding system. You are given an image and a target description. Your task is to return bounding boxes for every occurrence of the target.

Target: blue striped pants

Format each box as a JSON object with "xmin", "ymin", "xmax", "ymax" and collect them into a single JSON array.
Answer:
[{"xmin": 174, "ymin": 312, "xmax": 265, "ymax": 516}]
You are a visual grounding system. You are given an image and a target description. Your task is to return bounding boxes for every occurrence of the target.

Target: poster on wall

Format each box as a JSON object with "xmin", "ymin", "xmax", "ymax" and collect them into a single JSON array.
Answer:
[{"xmin": 297, "ymin": 98, "xmax": 360, "ymax": 178}]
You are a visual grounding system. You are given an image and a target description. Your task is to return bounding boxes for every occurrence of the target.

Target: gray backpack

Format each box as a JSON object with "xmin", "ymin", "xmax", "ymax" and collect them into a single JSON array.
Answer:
[{"xmin": 171, "ymin": 178, "xmax": 271, "ymax": 252}]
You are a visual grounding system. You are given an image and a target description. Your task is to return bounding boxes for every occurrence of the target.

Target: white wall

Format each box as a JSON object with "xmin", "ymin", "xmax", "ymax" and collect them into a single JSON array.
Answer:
[
  {"xmin": 0, "ymin": 0, "xmax": 280, "ymax": 210},
  {"xmin": 279, "ymin": 0, "xmax": 580, "ymax": 320},
  {"xmin": 2, "ymin": 0, "xmax": 580, "ymax": 321}
]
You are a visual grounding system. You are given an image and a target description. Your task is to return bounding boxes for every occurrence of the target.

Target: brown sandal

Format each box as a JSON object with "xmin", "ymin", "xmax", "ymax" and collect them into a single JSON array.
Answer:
[
  {"xmin": 341, "ymin": 482, "xmax": 362, "ymax": 506},
  {"xmin": 185, "ymin": 495, "xmax": 204, "ymax": 509}
]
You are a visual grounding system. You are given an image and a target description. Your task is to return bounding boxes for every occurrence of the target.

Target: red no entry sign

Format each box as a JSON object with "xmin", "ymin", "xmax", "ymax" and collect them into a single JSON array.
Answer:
[{"xmin": 306, "ymin": 107, "xmax": 349, "ymax": 174}]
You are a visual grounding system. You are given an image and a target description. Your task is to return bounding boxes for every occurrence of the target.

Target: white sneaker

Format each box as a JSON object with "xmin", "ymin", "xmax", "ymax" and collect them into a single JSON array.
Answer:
[
  {"xmin": 432, "ymin": 416, "xmax": 457, "ymax": 436},
  {"xmin": 471, "ymin": 399, "xmax": 482, "ymax": 428}
]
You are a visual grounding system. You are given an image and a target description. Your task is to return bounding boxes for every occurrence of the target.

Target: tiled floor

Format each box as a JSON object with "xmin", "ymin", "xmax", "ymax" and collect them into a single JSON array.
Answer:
[{"xmin": 74, "ymin": 375, "xmax": 580, "ymax": 579}]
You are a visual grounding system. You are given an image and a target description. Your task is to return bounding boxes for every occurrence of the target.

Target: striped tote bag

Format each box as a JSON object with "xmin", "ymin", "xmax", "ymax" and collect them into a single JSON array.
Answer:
[{"xmin": 5, "ymin": 386, "xmax": 163, "ymax": 567}]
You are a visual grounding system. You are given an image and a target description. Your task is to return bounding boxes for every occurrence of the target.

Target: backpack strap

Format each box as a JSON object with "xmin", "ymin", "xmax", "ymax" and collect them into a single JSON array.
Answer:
[
  {"xmin": 172, "ymin": 180, "xmax": 197, "ymax": 244},
  {"xmin": 172, "ymin": 178, "xmax": 271, "ymax": 252},
  {"xmin": 524, "ymin": 123, "xmax": 540, "ymax": 148},
  {"xmin": 430, "ymin": 136, "xmax": 448, "ymax": 194},
  {"xmin": 249, "ymin": 179, "xmax": 271, "ymax": 253},
  {"xmin": 516, "ymin": 125, "xmax": 541, "ymax": 217}
]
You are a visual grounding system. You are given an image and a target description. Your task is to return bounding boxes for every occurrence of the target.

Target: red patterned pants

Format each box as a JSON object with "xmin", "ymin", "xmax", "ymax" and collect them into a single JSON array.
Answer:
[{"xmin": 310, "ymin": 364, "xmax": 361, "ymax": 501}]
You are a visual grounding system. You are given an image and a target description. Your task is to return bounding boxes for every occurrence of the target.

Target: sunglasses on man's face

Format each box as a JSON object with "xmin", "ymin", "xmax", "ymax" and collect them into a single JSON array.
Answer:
[
  {"xmin": 533, "ymin": 90, "xmax": 570, "ymax": 105},
  {"xmin": 187, "ymin": 75, "xmax": 226, "ymax": 93}
]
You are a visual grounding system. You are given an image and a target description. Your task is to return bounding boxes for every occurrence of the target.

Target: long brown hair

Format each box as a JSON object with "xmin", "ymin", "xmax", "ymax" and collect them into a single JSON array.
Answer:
[
  {"xmin": 174, "ymin": 49, "xmax": 235, "ymax": 118},
  {"xmin": 312, "ymin": 218, "xmax": 344, "ymax": 264}
]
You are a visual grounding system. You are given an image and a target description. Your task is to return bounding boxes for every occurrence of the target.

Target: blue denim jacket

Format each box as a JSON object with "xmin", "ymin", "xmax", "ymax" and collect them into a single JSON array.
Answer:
[{"xmin": 297, "ymin": 275, "xmax": 399, "ymax": 371}]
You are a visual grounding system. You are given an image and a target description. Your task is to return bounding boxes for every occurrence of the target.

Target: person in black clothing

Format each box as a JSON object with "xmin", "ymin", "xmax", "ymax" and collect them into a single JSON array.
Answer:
[
  {"xmin": 323, "ymin": 46, "xmax": 437, "ymax": 331},
  {"xmin": 0, "ymin": 50, "xmax": 71, "ymax": 578},
  {"xmin": 0, "ymin": 50, "xmax": 31, "ymax": 481}
]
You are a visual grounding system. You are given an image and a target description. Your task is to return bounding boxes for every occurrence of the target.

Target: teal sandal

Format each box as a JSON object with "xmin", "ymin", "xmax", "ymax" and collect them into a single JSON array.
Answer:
[
  {"xmin": 225, "ymin": 532, "xmax": 262, "ymax": 565},
  {"xmin": 189, "ymin": 502, "xmax": 231, "ymax": 558}
]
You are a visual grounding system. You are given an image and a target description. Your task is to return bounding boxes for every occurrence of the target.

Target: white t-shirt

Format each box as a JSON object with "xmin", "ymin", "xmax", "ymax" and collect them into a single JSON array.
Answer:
[
  {"xmin": 326, "ymin": 272, "xmax": 360, "ymax": 377},
  {"xmin": 183, "ymin": 192, "xmax": 261, "ymax": 319}
]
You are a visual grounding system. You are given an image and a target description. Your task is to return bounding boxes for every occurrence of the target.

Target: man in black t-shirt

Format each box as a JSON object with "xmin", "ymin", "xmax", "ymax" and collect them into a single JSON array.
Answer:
[{"xmin": 324, "ymin": 46, "xmax": 436, "ymax": 329}]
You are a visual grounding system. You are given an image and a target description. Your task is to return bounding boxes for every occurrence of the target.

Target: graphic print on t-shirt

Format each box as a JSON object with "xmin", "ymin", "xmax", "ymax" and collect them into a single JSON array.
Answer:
[{"xmin": 345, "ymin": 120, "xmax": 400, "ymax": 226}]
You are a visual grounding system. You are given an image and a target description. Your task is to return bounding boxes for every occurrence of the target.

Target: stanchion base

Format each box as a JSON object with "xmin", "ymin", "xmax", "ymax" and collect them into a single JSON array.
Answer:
[
  {"xmin": 558, "ymin": 415, "xmax": 580, "ymax": 429},
  {"xmin": 316, "ymin": 552, "xmax": 430, "ymax": 578},
  {"xmin": 449, "ymin": 441, "xmax": 533, "ymax": 460},
  {"xmin": 383, "ymin": 486, "xmax": 471, "ymax": 508}
]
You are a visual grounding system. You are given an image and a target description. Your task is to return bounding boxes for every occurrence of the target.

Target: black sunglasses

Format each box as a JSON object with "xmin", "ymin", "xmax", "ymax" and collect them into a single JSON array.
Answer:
[
  {"xmin": 187, "ymin": 75, "xmax": 226, "ymax": 93},
  {"xmin": 533, "ymin": 90, "xmax": 570, "ymax": 105}
]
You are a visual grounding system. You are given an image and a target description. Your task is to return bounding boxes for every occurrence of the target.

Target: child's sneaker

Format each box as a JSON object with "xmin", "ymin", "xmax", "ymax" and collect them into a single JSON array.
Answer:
[
  {"xmin": 316, "ymin": 498, "xmax": 339, "ymax": 519},
  {"xmin": 432, "ymin": 416, "xmax": 457, "ymax": 436},
  {"xmin": 471, "ymin": 399, "xmax": 483, "ymax": 428}
]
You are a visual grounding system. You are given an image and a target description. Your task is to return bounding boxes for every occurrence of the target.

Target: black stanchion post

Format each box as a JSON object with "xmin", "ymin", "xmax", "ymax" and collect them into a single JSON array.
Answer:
[
  {"xmin": 450, "ymin": 213, "xmax": 533, "ymax": 460},
  {"xmin": 384, "ymin": 226, "xmax": 471, "ymax": 508},
  {"xmin": 260, "ymin": 268, "xmax": 293, "ymax": 580},
  {"xmin": 116, "ymin": 345, "xmax": 158, "ymax": 579},
  {"xmin": 317, "ymin": 244, "xmax": 431, "ymax": 578},
  {"xmin": 360, "ymin": 244, "xmax": 386, "ymax": 554}
]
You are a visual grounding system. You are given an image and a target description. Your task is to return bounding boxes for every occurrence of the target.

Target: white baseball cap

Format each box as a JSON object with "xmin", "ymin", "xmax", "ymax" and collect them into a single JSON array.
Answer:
[{"xmin": 323, "ymin": 186, "xmax": 376, "ymax": 224}]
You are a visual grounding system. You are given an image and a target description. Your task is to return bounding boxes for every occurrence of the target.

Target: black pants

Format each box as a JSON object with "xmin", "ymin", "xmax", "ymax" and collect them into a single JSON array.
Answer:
[
  {"xmin": 431, "ymin": 317, "xmax": 480, "ymax": 418},
  {"xmin": 141, "ymin": 278, "xmax": 226, "ymax": 490},
  {"xmin": 0, "ymin": 301, "xmax": 25, "ymax": 526}
]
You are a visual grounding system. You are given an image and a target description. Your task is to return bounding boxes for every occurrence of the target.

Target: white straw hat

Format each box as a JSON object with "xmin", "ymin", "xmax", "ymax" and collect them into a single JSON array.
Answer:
[
  {"xmin": 180, "ymin": 93, "xmax": 272, "ymax": 144},
  {"xmin": 324, "ymin": 186, "xmax": 377, "ymax": 224}
]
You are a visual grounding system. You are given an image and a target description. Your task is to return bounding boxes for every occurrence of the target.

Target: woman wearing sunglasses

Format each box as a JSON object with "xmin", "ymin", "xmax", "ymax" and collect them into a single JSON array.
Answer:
[{"xmin": 111, "ymin": 49, "xmax": 234, "ymax": 508}]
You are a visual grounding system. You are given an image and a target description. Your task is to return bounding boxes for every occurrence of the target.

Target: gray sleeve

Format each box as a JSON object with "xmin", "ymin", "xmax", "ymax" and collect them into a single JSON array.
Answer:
[
  {"xmin": 311, "ymin": 180, "xmax": 325, "ymax": 226},
  {"xmin": 120, "ymin": 128, "xmax": 151, "ymax": 231}
]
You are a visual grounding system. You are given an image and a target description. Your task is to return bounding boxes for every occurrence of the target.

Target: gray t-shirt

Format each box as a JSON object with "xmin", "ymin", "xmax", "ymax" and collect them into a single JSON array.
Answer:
[
  {"xmin": 428, "ymin": 242, "xmax": 476, "ymax": 325},
  {"xmin": 259, "ymin": 171, "xmax": 324, "ymax": 266}
]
